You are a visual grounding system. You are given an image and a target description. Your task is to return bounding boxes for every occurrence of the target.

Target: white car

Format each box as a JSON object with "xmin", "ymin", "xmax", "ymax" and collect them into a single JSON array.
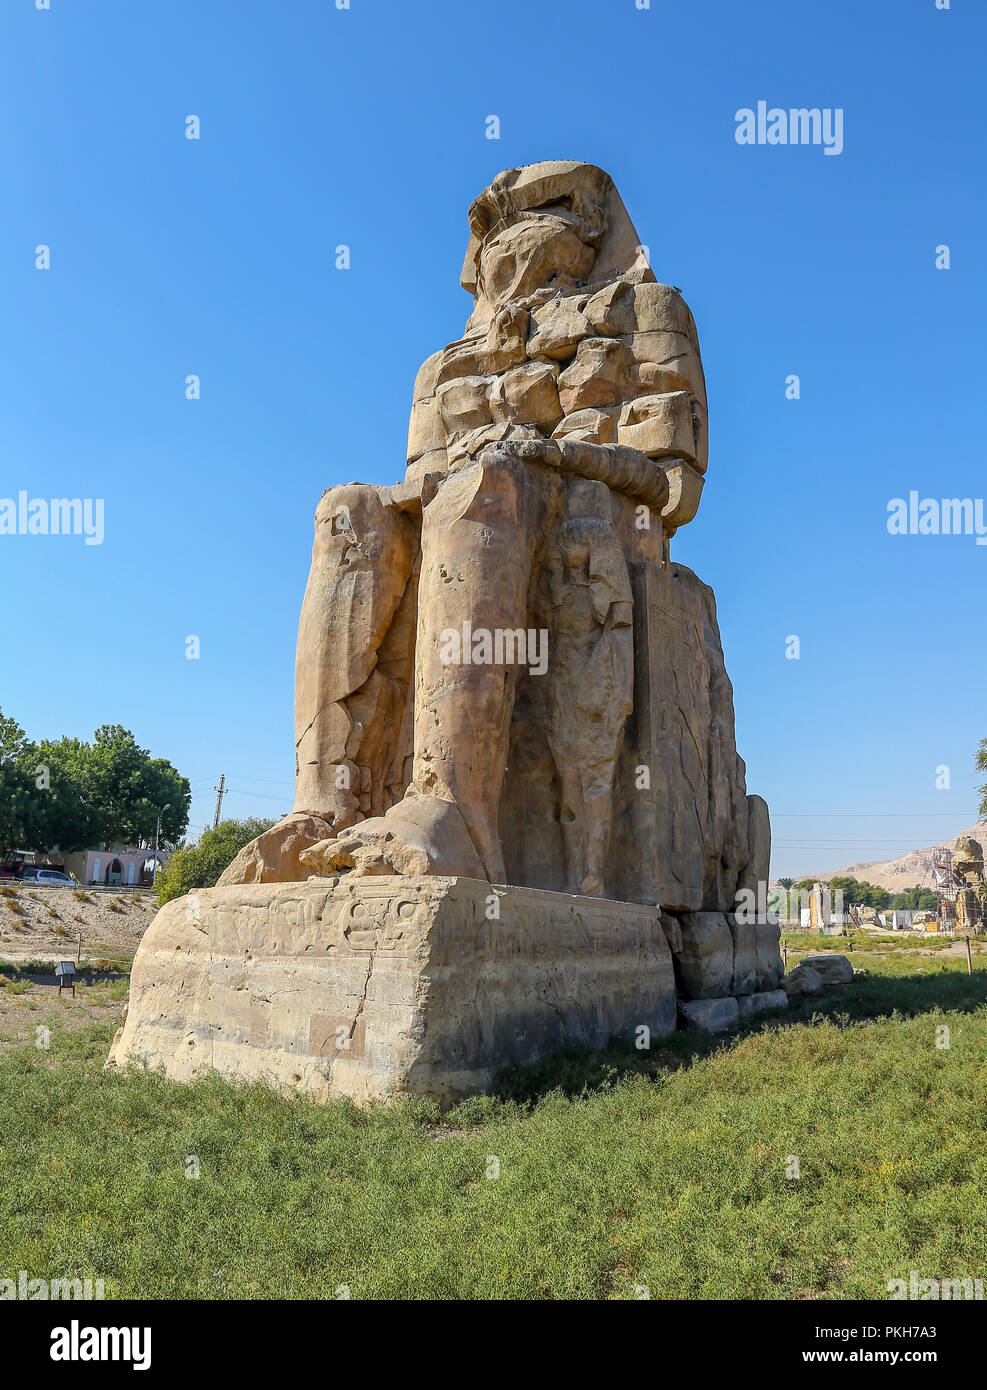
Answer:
[{"xmin": 25, "ymin": 869, "xmax": 77, "ymax": 889}]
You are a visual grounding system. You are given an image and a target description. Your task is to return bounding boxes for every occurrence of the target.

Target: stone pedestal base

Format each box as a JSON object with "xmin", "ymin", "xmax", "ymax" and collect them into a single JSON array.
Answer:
[{"xmin": 107, "ymin": 876, "xmax": 676, "ymax": 1105}]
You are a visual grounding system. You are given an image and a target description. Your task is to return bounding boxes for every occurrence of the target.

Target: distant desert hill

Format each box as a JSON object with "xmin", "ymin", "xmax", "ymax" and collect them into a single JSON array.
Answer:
[{"xmin": 800, "ymin": 823, "xmax": 987, "ymax": 893}]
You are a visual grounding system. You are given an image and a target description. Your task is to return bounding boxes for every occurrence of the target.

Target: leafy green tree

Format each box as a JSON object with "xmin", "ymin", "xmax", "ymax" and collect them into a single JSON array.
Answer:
[
  {"xmin": 0, "ymin": 710, "xmax": 39, "ymax": 855},
  {"xmin": 155, "ymin": 819, "xmax": 274, "ymax": 905},
  {"xmin": 770, "ymin": 877, "xmax": 795, "ymax": 915},
  {"xmin": 828, "ymin": 875, "xmax": 859, "ymax": 900},
  {"xmin": 833, "ymin": 877, "xmax": 892, "ymax": 910},
  {"xmin": 788, "ymin": 875, "xmax": 894, "ymax": 911},
  {"xmin": 30, "ymin": 735, "xmax": 99, "ymax": 851},
  {"xmin": 0, "ymin": 710, "xmax": 28, "ymax": 762},
  {"xmin": 83, "ymin": 725, "xmax": 188, "ymax": 845},
  {"xmin": 0, "ymin": 709, "xmax": 189, "ymax": 854},
  {"xmin": 890, "ymin": 885, "xmax": 938, "ymax": 912},
  {"xmin": 977, "ymin": 739, "xmax": 987, "ymax": 822}
]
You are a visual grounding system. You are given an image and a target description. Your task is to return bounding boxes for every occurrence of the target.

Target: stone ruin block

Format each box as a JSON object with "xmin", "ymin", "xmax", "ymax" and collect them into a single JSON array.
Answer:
[{"xmin": 108, "ymin": 876, "xmax": 677, "ymax": 1105}]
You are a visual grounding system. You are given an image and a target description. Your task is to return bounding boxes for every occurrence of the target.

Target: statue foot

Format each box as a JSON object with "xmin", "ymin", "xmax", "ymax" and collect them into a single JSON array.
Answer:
[
  {"xmin": 299, "ymin": 791, "xmax": 488, "ymax": 881},
  {"xmin": 569, "ymin": 872, "xmax": 605, "ymax": 898},
  {"xmin": 217, "ymin": 810, "xmax": 344, "ymax": 886}
]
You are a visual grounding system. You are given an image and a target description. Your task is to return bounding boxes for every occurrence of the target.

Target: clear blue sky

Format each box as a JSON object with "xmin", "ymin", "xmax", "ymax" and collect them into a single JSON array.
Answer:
[{"xmin": 2, "ymin": 0, "xmax": 984, "ymax": 877}]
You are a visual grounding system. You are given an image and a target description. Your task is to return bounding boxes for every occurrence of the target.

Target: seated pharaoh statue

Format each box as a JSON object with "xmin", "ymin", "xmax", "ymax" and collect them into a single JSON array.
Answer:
[
  {"xmin": 221, "ymin": 160, "xmax": 767, "ymax": 915},
  {"xmin": 108, "ymin": 162, "xmax": 780, "ymax": 1100}
]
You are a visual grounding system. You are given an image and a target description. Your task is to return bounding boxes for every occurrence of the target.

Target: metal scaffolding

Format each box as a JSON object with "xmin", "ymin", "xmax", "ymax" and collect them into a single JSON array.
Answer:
[{"xmin": 931, "ymin": 847, "xmax": 956, "ymax": 933}]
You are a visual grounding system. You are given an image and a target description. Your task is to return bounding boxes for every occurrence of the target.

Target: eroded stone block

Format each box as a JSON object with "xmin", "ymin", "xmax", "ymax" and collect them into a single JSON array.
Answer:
[
  {"xmin": 679, "ymin": 996, "xmax": 739, "ymax": 1033},
  {"xmin": 737, "ymin": 990, "xmax": 788, "ymax": 1021},
  {"xmin": 672, "ymin": 911, "xmax": 734, "ymax": 999},
  {"xmin": 801, "ymin": 954, "xmax": 854, "ymax": 986},
  {"xmin": 728, "ymin": 914, "xmax": 759, "ymax": 996},
  {"xmin": 780, "ymin": 963, "xmax": 823, "ymax": 996},
  {"xmin": 108, "ymin": 877, "xmax": 676, "ymax": 1105}
]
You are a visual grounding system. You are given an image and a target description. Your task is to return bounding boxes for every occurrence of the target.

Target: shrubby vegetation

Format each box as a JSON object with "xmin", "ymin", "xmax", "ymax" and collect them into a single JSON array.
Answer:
[
  {"xmin": 155, "ymin": 818, "xmax": 273, "ymax": 904},
  {"xmin": 1, "ymin": 948, "xmax": 985, "ymax": 1298}
]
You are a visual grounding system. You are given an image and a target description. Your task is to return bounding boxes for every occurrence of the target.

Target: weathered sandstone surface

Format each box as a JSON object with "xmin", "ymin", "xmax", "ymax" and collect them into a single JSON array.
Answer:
[{"xmin": 111, "ymin": 162, "xmax": 787, "ymax": 1095}]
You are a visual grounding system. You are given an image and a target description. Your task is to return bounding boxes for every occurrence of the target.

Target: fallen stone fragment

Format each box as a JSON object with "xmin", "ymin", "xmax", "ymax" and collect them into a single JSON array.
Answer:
[
  {"xmin": 800, "ymin": 954, "xmax": 855, "ymax": 986},
  {"xmin": 780, "ymin": 963, "xmax": 824, "ymax": 996}
]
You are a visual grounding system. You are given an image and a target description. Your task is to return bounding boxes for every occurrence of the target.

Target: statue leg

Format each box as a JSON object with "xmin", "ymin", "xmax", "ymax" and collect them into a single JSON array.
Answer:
[
  {"xmin": 413, "ymin": 448, "xmax": 557, "ymax": 880},
  {"xmin": 542, "ymin": 481, "xmax": 634, "ymax": 897},
  {"xmin": 312, "ymin": 446, "xmax": 558, "ymax": 882},
  {"xmin": 220, "ymin": 484, "xmax": 419, "ymax": 885},
  {"xmin": 293, "ymin": 484, "xmax": 418, "ymax": 821},
  {"xmin": 548, "ymin": 635, "xmax": 632, "ymax": 898}
]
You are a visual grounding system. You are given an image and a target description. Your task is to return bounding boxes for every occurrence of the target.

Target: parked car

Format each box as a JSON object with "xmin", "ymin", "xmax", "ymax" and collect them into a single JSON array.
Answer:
[
  {"xmin": 21, "ymin": 869, "xmax": 77, "ymax": 889},
  {"xmin": 0, "ymin": 862, "xmax": 37, "ymax": 880}
]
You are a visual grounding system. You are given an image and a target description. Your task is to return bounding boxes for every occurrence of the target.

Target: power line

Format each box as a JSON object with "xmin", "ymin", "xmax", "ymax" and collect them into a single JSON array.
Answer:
[
  {"xmin": 773, "ymin": 811, "xmax": 981, "ymax": 818},
  {"xmin": 226, "ymin": 787, "xmax": 292, "ymax": 802},
  {"xmin": 775, "ymin": 838, "xmax": 963, "ymax": 845},
  {"xmin": 224, "ymin": 773, "xmax": 295, "ymax": 787}
]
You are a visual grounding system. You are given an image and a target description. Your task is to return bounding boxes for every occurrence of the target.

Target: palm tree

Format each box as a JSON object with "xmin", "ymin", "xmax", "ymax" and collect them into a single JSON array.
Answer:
[{"xmin": 976, "ymin": 739, "xmax": 987, "ymax": 822}]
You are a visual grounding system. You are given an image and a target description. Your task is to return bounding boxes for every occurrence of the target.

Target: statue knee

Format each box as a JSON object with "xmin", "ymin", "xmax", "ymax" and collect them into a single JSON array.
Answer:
[
  {"xmin": 423, "ymin": 448, "xmax": 537, "ymax": 538},
  {"xmin": 315, "ymin": 483, "xmax": 388, "ymax": 540},
  {"xmin": 474, "ymin": 442, "xmax": 530, "ymax": 492},
  {"xmin": 312, "ymin": 483, "xmax": 418, "ymax": 573}
]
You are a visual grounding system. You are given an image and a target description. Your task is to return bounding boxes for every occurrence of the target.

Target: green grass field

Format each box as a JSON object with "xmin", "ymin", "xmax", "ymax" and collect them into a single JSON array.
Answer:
[{"xmin": 2, "ymin": 949, "xmax": 986, "ymax": 1300}]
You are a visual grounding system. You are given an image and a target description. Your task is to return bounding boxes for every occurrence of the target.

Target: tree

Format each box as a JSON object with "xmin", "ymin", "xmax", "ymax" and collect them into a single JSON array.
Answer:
[
  {"xmin": 776, "ymin": 877, "xmax": 794, "ymax": 890},
  {"xmin": 0, "ymin": 710, "xmax": 27, "ymax": 762},
  {"xmin": 890, "ymin": 885, "xmax": 938, "ymax": 912},
  {"xmin": 832, "ymin": 877, "xmax": 891, "ymax": 910},
  {"xmin": 0, "ymin": 710, "xmax": 39, "ymax": 855},
  {"xmin": 30, "ymin": 735, "xmax": 100, "ymax": 852},
  {"xmin": 82, "ymin": 725, "xmax": 189, "ymax": 845},
  {"xmin": 829, "ymin": 875, "xmax": 863, "ymax": 906},
  {"xmin": 155, "ymin": 819, "xmax": 274, "ymax": 905},
  {"xmin": 0, "ymin": 708, "xmax": 190, "ymax": 855},
  {"xmin": 976, "ymin": 739, "xmax": 987, "ymax": 822}
]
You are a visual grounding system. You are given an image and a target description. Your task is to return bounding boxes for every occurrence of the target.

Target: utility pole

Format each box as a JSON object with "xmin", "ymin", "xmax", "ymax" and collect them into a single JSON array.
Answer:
[
  {"xmin": 213, "ymin": 773, "xmax": 226, "ymax": 829},
  {"xmin": 153, "ymin": 803, "xmax": 171, "ymax": 885}
]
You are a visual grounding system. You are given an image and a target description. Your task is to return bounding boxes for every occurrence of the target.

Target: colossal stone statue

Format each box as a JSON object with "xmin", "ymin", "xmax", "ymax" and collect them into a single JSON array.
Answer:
[
  {"xmin": 951, "ymin": 836, "xmax": 985, "ymax": 932},
  {"xmin": 220, "ymin": 160, "xmax": 763, "ymax": 914},
  {"xmin": 108, "ymin": 163, "xmax": 781, "ymax": 1101}
]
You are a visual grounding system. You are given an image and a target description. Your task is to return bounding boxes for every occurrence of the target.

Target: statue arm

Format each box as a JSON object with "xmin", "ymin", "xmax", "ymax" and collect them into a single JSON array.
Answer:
[{"xmin": 495, "ymin": 436, "xmax": 669, "ymax": 512}]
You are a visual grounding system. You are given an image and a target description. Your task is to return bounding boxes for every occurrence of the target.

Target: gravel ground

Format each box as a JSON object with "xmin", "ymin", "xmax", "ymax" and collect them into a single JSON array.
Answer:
[{"xmin": 0, "ymin": 884, "xmax": 156, "ymax": 961}]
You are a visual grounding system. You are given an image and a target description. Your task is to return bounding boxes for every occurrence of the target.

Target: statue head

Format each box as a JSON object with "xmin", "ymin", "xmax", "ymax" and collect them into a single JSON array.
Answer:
[
  {"xmin": 953, "ymin": 836, "xmax": 984, "ymax": 883},
  {"xmin": 461, "ymin": 161, "xmax": 652, "ymax": 326}
]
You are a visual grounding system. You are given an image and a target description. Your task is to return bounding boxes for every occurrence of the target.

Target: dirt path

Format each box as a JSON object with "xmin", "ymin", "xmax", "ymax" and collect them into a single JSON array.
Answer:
[{"xmin": 787, "ymin": 935, "xmax": 984, "ymax": 959}]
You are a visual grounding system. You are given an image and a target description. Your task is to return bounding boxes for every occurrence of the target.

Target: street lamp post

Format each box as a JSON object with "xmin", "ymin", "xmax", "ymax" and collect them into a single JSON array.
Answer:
[{"xmin": 153, "ymin": 804, "xmax": 171, "ymax": 885}]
